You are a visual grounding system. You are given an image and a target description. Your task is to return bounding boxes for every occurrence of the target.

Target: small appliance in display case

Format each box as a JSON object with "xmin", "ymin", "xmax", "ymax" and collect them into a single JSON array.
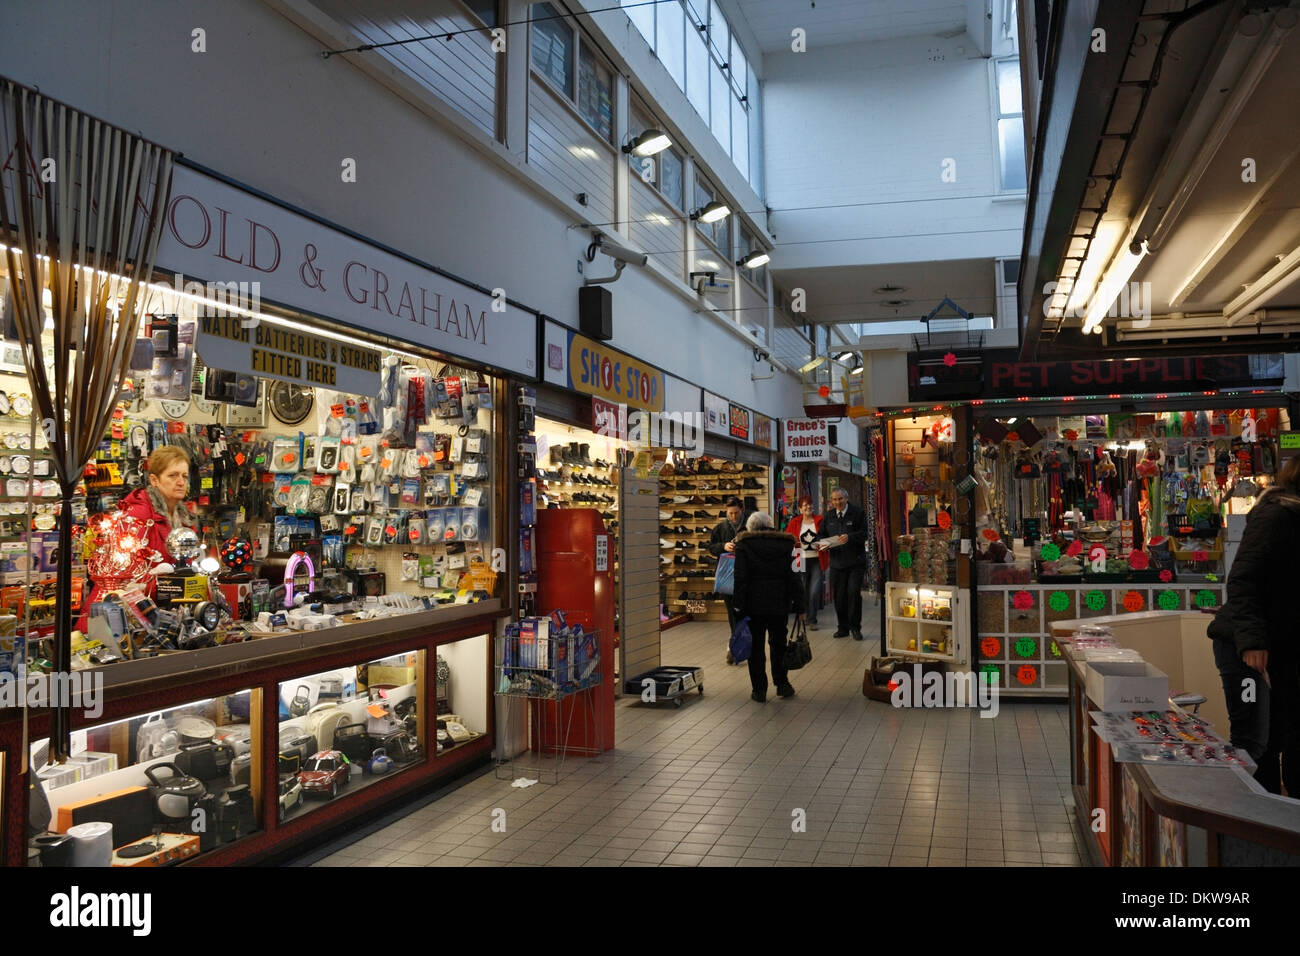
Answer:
[{"xmin": 884, "ymin": 581, "xmax": 969, "ymax": 665}]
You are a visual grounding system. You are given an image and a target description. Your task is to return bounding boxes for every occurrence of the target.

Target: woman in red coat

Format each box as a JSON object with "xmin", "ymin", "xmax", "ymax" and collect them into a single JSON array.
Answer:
[
  {"xmin": 77, "ymin": 447, "xmax": 193, "ymax": 631},
  {"xmin": 783, "ymin": 496, "xmax": 829, "ymax": 628}
]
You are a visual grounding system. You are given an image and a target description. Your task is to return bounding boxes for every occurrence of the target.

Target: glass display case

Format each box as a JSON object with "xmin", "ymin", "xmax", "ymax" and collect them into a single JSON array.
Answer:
[
  {"xmin": 884, "ymin": 582, "xmax": 967, "ymax": 664},
  {"xmin": 276, "ymin": 651, "xmax": 424, "ymax": 823},
  {"xmin": 27, "ymin": 689, "xmax": 261, "ymax": 865},
  {"xmin": 434, "ymin": 632, "xmax": 490, "ymax": 757}
]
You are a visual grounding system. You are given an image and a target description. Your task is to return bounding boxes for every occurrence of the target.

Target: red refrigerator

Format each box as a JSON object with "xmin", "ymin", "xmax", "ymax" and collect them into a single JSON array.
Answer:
[{"xmin": 534, "ymin": 508, "xmax": 616, "ymax": 755}]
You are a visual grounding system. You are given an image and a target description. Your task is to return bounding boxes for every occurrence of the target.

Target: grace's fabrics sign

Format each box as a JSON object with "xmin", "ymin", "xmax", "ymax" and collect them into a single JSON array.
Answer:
[
  {"xmin": 156, "ymin": 165, "xmax": 538, "ymax": 377},
  {"xmin": 784, "ymin": 418, "xmax": 830, "ymax": 462}
]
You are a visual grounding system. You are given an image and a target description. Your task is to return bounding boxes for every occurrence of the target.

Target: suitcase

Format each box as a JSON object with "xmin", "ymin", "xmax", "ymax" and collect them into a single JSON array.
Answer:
[{"xmin": 332, "ymin": 721, "xmax": 373, "ymax": 765}]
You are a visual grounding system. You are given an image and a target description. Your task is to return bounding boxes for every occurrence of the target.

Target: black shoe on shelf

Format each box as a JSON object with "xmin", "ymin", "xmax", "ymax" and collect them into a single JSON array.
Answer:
[
  {"xmin": 676, "ymin": 541, "xmax": 691, "ymax": 549},
  {"xmin": 660, "ymin": 525, "xmax": 673, "ymax": 534},
  {"xmin": 695, "ymin": 527, "xmax": 711, "ymax": 535},
  {"xmin": 742, "ymin": 478, "xmax": 761, "ymax": 490},
  {"xmin": 680, "ymin": 556, "xmax": 696, "ymax": 565},
  {"xmin": 674, "ymin": 510, "xmax": 692, "ymax": 519},
  {"xmin": 693, "ymin": 510, "xmax": 711, "ymax": 518},
  {"xmin": 674, "ymin": 525, "xmax": 691, "ymax": 534}
]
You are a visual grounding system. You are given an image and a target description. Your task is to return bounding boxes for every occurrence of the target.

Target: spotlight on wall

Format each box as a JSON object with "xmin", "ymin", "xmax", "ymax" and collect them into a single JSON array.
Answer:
[
  {"xmin": 736, "ymin": 249, "xmax": 771, "ymax": 269},
  {"xmin": 690, "ymin": 200, "xmax": 731, "ymax": 223},
  {"xmin": 834, "ymin": 351, "xmax": 855, "ymax": 362},
  {"xmin": 622, "ymin": 129, "xmax": 672, "ymax": 156}
]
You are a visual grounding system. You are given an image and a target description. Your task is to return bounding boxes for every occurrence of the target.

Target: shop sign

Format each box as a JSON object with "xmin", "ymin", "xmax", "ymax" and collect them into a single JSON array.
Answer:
[
  {"xmin": 829, "ymin": 448, "xmax": 849, "ymax": 469},
  {"xmin": 196, "ymin": 313, "xmax": 381, "ymax": 394},
  {"xmin": 591, "ymin": 396, "xmax": 627, "ymax": 441},
  {"xmin": 728, "ymin": 404, "xmax": 751, "ymax": 442},
  {"xmin": 703, "ymin": 392, "xmax": 730, "ymax": 437},
  {"xmin": 156, "ymin": 165, "xmax": 538, "ymax": 378},
  {"xmin": 753, "ymin": 414, "xmax": 773, "ymax": 449},
  {"xmin": 907, "ymin": 348, "xmax": 1284, "ymax": 402},
  {"xmin": 783, "ymin": 418, "xmax": 830, "ymax": 462},
  {"xmin": 565, "ymin": 332, "xmax": 665, "ymax": 412}
]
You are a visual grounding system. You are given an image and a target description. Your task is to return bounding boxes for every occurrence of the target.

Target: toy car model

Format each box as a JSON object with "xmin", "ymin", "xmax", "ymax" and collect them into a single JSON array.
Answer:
[
  {"xmin": 297, "ymin": 750, "xmax": 350, "ymax": 800},
  {"xmin": 278, "ymin": 772, "xmax": 303, "ymax": 820}
]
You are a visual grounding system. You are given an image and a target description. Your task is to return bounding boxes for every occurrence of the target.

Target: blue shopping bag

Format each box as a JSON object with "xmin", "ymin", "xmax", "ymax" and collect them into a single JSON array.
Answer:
[
  {"xmin": 714, "ymin": 552, "xmax": 736, "ymax": 595},
  {"xmin": 729, "ymin": 616, "xmax": 752, "ymax": 663}
]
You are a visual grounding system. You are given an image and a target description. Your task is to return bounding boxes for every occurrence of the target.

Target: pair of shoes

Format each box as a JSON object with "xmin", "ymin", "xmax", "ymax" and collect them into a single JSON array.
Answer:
[
  {"xmin": 852, "ymin": 630, "xmax": 864, "ymax": 641},
  {"xmin": 776, "ymin": 683, "xmax": 796, "ymax": 698},
  {"xmin": 751, "ymin": 690, "xmax": 767, "ymax": 703},
  {"xmin": 725, "ymin": 649, "xmax": 735, "ymax": 665},
  {"xmin": 833, "ymin": 629, "xmax": 849, "ymax": 638}
]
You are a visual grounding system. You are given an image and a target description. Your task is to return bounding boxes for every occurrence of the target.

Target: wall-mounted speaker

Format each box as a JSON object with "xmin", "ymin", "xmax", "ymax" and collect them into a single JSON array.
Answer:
[
  {"xmin": 578, "ymin": 286, "xmax": 612, "ymax": 340},
  {"xmin": 828, "ymin": 425, "xmax": 839, "ymax": 446}
]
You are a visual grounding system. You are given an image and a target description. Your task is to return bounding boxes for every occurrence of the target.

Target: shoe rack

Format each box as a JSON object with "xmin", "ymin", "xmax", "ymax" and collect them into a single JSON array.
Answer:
[
  {"xmin": 536, "ymin": 441, "xmax": 620, "ymax": 532},
  {"xmin": 658, "ymin": 458, "xmax": 769, "ymax": 623}
]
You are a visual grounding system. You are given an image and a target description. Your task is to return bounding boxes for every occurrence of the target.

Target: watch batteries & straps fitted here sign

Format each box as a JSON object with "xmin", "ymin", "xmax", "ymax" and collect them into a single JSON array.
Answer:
[{"xmin": 196, "ymin": 314, "xmax": 381, "ymax": 395}]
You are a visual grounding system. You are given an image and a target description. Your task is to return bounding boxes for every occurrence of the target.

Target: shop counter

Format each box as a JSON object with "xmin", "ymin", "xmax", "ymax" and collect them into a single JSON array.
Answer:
[
  {"xmin": 2, "ymin": 602, "xmax": 508, "ymax": 867},
  {"xmin": 1053, "ymin": 611, "xmax": 1300, "ymax": 866}
]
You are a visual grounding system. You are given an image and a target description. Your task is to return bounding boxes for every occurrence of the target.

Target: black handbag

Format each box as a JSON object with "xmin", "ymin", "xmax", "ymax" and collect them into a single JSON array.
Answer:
[{"xmin": 783, "ymin": 617, "xmax": 813, "ymax": 671}]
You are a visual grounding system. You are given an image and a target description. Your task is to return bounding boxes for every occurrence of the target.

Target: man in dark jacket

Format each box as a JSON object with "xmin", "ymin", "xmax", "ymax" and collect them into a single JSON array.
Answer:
[
  {"xmin": 821, "ymin": 488, "xmax": 869, "ymax": 640},
  {"xmin": 709, "ymin": 497, "xmax": 748, "ymax": 660},
  {"xmin": 1207, "ymin": 475, "xmax": 1300, "ymax": 795},
  {"xmin": 733, "ymin": 512, "xmax": 805, "ymax": 701}
]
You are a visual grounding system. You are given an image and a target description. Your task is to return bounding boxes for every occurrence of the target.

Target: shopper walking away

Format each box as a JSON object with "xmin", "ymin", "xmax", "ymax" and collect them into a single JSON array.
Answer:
[
  {"xmin": 709, "ymin": 496, "xmax": 749, "ymax": 664},
  {"xmin": 784, "ymin": 496, "xmax": 828, "ymax": 629},
  {"xmin": 733, "ymin": 511, "xmax": 805, "ymax": 702},
  {"xmin": 1207, "ymin": 457, "xmax": 1300, "ymax": 795},
  {"xmin": 821, "ymin": 488, "xmax": 869, "ymax": 640}
]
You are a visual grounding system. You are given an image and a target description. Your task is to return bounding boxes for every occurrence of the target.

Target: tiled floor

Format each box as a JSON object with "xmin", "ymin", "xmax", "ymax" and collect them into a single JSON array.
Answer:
[{"xmin": 308, "ymin": 610, "xmax": 1091, "ymax": 867}]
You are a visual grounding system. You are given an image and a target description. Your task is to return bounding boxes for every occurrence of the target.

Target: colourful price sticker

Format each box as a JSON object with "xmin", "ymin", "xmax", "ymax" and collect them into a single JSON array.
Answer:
[
  {"xmin": 980, "ymin": 664, "xmax": 1001, "ymax": 680},
  {"xmin": 898, "ymin": 552, "xmax": 913, "ymax": 568},
  {"xmin": 936, "ymin": 511, "xmax": 952, "ymax": 531},
  {"xmin": 1157, "ymin": 590, "xmax": 1180, "ymax": 610},
  {"xmin": 1014, "ymin": 637, "xmax": 1037, "ymax": 658},
  {"xmin": 1016, "ymin": 665, "xmax": 1038, "ymax": 686},
  {"xmin": 980, "ymin": 637, "xmax": 1002, "ymax": 658},
  {"xmin": 1040, "ymin": 543, "xmax": 1061, "ymax": 562},
  {"xmin": 1122, "ymin": 590, "xmax": 1144, "ymax": 612},
  {"xmin": 1128, "ymin": 551, "xmax": 1150, "ymax": 570},
  {"xmin": 1049, "ymin": 641, "xmax": 1062, "ymax": 658},
  {"xmin": 1195, "ymin": 590, "xmax": 1218, "ymax": 609},
  {"xmin": 1192, "ymin": 549, "xmax": 1208, "ymax": 562},
  {"xmin": 1048, "ymin": 591, "xmax": 1071, "ymax": 612},
  {"xmin": 1205, "ymin": 573, "xmax": 1219, "ymax": 583},
  {"xmin": 1085, "ymin": 590, "xmax": 1107, "ymax": 611},
  {"xmin": 1159, "ymin": 569, "xmax": 1173, "ymax": 583},
  {"xmin": 1012, "ymin": 590, "xmax": 1034, "ymax": 610},
  {"xmin": 1063, "ymin": 429, "xmax": 1079, "ymax": 442},
  {"xmin": 982, "ymin": 529, "xmax": 1000, "ymax": 542},
  {"xmin": 1066, "ymin": 540, "xmax": 1083, "ymax": 557}
]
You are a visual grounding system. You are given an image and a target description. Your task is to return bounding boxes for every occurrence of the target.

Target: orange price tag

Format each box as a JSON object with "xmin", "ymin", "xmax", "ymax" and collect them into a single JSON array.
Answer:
[
  {"xmin": 330, "ymin": 404, "xmax": 345, "ymax": 418},
  {"xmin": 417, "ymin": 455, "xmax": 430, "ymax": 468},
  {"xmin": 1122, "ymin": 590, "xmax": 1144, "ymax": 612},
  {"xmin": 982, "ymin": 528, "xmax": 1000, "ymax": 542},
  {"xmin": 936, "ymin": 512, "xmax": 952, "ymax": 531},
  {"xmin": 380, "ymin": 458, "xmax": 392, "ymax": 469}
]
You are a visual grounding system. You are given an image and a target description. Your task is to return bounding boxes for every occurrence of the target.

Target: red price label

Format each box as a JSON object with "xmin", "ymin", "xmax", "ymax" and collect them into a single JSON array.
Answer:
[
  {"xmin": 981, "ymin": 637, "xmax": 1002, "ymax": 657},
  {"xmin": 982, "ymin": 529, "xmax": 1000, "ymax": 542},
  {"xmin": 1128, "ymin": 551, "xmax": 1150, "ymax": 570},
  {"xmin": 936, "ymin": 512, "xmax": 952, "ymax": 531},
  {"xmin": 1066, "ymin": 540, "xmax": 1083, "ymax": 557},
  {"xmin": 1122, "ymin": 590, "xmax": 1144, "ymax": 612}
]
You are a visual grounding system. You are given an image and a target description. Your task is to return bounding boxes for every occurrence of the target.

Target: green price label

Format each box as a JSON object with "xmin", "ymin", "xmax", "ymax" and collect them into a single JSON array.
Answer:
[
  {"xmin": 1157, "ymin": 590, "xmax": 1180, "ymax": 611},
  {"xmin": 1015, "ymin": 637, "xmax": 1038, "ymax": 658},
  {"xmin": 1205, "ymin": 573, "xmax": 1219, "ymax": 583},
  {"xmin": 1048, "ymin": 591, "xmax": 1070, "ymax": 612},
  {"xmin": 1040, "ymin": 543, "xmax": 1061, "ymax": 562},
  {"xmin": 1049, "ymin": 641, "xmax": 1061, "ymax": 658},
  {"xmin": 1195, "ymin": 590, "xmax": 1218, "ymax": 609},
  {"xmin": 898, "ymin": 552, "xmax": 913, "ymax": 568},
  {"xmin": 1085, "ymin": 590, "xmax": 1107, "ymax": 611},
  {"xmin": 979, "ymin": 664, "xmax": 1001, "ymax": 682}
]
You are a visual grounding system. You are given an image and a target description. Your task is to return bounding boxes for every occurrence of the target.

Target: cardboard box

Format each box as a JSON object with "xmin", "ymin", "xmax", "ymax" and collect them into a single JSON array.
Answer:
[{"xmin": 1085, "ymin": 661, "xmax": 1169, "ymax": 712}]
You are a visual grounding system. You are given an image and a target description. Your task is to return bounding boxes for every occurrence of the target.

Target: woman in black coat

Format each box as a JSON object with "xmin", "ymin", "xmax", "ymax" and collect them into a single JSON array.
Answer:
[
  {"xmin": 733, "ymin": 511, "xmax": 806, "ymax": 702},
  {"xmin": 1207, "ymin": 457, "xmax": 1300, "ymax": 795}
]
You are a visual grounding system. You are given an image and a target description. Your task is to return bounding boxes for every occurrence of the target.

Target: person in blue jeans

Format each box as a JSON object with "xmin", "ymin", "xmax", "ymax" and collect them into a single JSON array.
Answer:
[
  {"xmin": 783, "ymin": 496, "xmax": 826, "ymax": 629},
  {"xmin": 1208, "ymin": 457, "xmax": 1300, "ymax": 795}
]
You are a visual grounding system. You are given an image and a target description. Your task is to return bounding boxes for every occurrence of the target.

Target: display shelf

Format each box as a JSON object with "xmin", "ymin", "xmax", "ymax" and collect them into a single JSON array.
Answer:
[{"xmin": 883, "ymin": 581, "xmax": 968, "ymax": 664}]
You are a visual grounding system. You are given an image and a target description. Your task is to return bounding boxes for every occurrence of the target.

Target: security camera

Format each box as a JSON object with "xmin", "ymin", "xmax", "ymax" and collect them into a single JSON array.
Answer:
[
  {"xmin": 753, "ymin": 348, "xmax": 770, "ymax": 363},
  {"xmin": 588, "ymin": 233, "xmax": 647, "ymax": 267}
]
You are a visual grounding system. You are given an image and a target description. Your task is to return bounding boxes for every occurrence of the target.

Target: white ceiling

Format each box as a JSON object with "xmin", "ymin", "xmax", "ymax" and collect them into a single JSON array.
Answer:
[
  {"xmin": 771, "ymin": 257, "xmax": 997, "ymax": 326},
  {"xmin": 731, "ymin": 0, "xmax": 970, "ymax": 52}
]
